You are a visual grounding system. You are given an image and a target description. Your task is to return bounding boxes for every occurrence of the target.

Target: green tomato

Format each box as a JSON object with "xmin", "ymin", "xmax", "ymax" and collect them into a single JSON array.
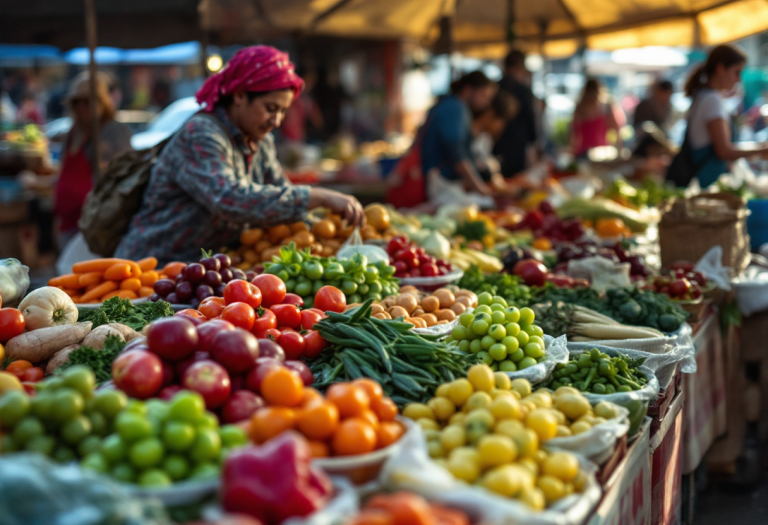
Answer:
[
  {"xmin": 190, "ymin": 462, "xmax": 220, "ymax": 480},
  {"xmin": 504, "ymin": 322, "xmax": 521, "ymax": 337},
  {"xmin": 480, "ymin": 335, "xmax": 496, "ymax": 350},
  {"xmin": 13, "ymin": 416, "xmax": 44, "ymax": 446},
  {"xmin": 523, "ymin": 324, "xmax": 538, "ymax": 336},
  {"xmin": 492, "ymin": 296, "xmax": 508, "ymax": 307},
  {"xmin": 294, "ymin": 281, "xmax": 312, "ymax": 297},
  {"xmin": 0, "ymin": 435, "xmax": 17, "ymax": 453},
  {"xmin": 529, "ymin": 325, "xmax": 544, "ymax": 337},
  {"xmin": 347, "ymin": 293, "xmax": 362, "ymax": 305},
  {"xmin": 444, "ymin": 336, "xmax": 455, "ymax": 345},
  {"xmin": 30, "ymin": 391, "xmax": 54, "ymax": 420},
  {"xmin": 41, "ymin": 376, "xmax": 64, "ymax": 391},
  {"xmin": 0, "ymin": 390, "xmax": 30, "ymax": 429},
  {"xmin": 518, "ymin": 357, "xmax": 537, "ymax": 370},
  {"xmin": 313, "ymin": 280, "xmax": 326, "ymax": 294},
  {"xmin": 451, "ymin": 325, "xmax": 468, "ymax": 340},
  {"xmin": 93, "ymin": 390, "xmax": 128, "ymax": 420},
  {"xmin": 101, "ymin": 433, "xmax": 128, "ymax": 463},
  {"xmin": 168, "ymin": 392, "xmax": 206, "ymax": 424},
  {"xmin": 458, "ymin": 340, "xmax": 471, "ymax": 353},
  {"xmin": 80, "ymin": 452, "xmax": 109, "ymax": 474},
  {"xmin": 504, "ymin": 307, "xmax": 521, "ymax": 323},
  {"xmin": 52, "ymin": 388, "xmax": 84, "ymax": 423},
  {"xmin": 163, "ymin": 454, "xmax": 191, "ymax": 481},
  {"xmin": 499, "ymin": 360, "xmax": 518, "ymax": 372},
  {"xmin": 111, "ymin": 462, "xmax": 137, "ymax": 483},
  {"xmin": 501, "ymin": 336, "xmax": 520, "ymax": 353},
  {"xmin": 469, "ymin": 339, "xmax": 483, "ymax": 354},
  {"xmin": 518, "ymin": 307, "xmax": 536, "ymax": 326},
  {"xmin": 509, "ymin": 349, "xmax": 525, "ymax": 363},
  {"xmin": 61, "ymin": 415, "xmax": 92, "ymax": 445},
  {"xmin": 129, "ymin": 437, "xmax": 164, "ymax": 469},
  {"xmin": 53, "ymin": 445, "xmax": 76, "ymax": 463},
  {"xmin": 488, "ymin": 324, "xmax": 507, "ymax": 341},
  {"xmin": 163, "ymin": 421, "xmax": 196, "ymax": 451},
  {"xmin": 284, "ymin": 279, "xmax": 297, "ymax": 293},
  {"xmin": 364, "ymin": 266, "xmax": 379, "ymax": 283},
  {"xmin": 125, "ymin": 399, "xmax": 147, "ymax": 416},
  {"xmin": 490, "ymin": 311, "xmax": 506, "ymax": 325},
  {"xmin": 474, "ymin": 312, "xmax": 491, "ymax": 324},
  {"xmin": 524, "ymin": 343, "xmax": 544, "ymax": 359},
  {"xmin": 304, "ymin": 262, "xmax": 324, "ymax": 280},
  {"xmin": 138, "ymin": 469, "xmax": 172, "ymax": 488},
  {"xmin": 78, "ymin": 435, "xmax": 103, "ymax": 457},
  {"xmin": 476, "ymin": 351, "xmax": 494, "ymax": 366},
  {"xmin": 528, "ymin": 335, "xmax": 545, "ymax": 348},
  {"xmin": 277, "ymin": 270, "xmax": 290, "ymax": 282},
  {"xmin": 115, "ymin": 411, "xmax": 153, "ymax": 443},
  {"xmin": 191, "ymin": 428, "xmax": 222, "ymax": 464},
  {"xmin": 25, "ymin": 434, "xmax": 55, "ymax": 455},
  {"xmin": 62, "ymin": 366, "xmax": 96, "ymax": 398},
  {"xmin": 472, "ymin": 320, "xmax": 489, "ymax": 335},
  {"xmin": 490, "ymin": 303, "xmax": 506, "ymax": 313},
  {"xmin": 477, "ymin": 292, "xmax": 493, "ymax": 306},
  {"xmin": 357, "ymin": 283, "xmax": 370, "ymax": 296},
  {"xmin": 368, "ymin": 281, "xmax": 383, "ymax": 295},
  {"xmin": 146, "ymin": 399, "xmax": 170, "ymax": 422},
  {"xmin": 304, "ymin": 297, "xmax": 315, "ymax": 309},
  {"xmin": 516, "ymin": 331, "xmax": 530, "ymax": 347},
  {"xmin": 459, "ymin": 313, "xmax": 474, "ymax": 328},
  {"xmin": 198, "ymin": 413, "xmax": 220, "ymax": 430},
  {"xmin": 475, "ymin": 304, "xmax": 492, "ymax": 315},
  {"xmin": 488, "ymin": 343, "xmax": 508, "ymax": 361},
  {"xmin": 88, "ymin": 411, "xmax": 108, "ymax": 437},
  {"xmin": 218, "ymin": 425, "xmax": 248, "ymax": 448},
  {"xmin": 490, "ymin": 362, "xmax": 499, "ymax": 372}
]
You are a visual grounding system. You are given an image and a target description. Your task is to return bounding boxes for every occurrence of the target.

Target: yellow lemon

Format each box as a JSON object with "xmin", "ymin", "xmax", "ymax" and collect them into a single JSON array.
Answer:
[
  {"xmin": 573, "ymin": 471, "xmax": 588, "ymax": 492},
  {"xmin": 526, "ymin": 408, "xmax": 558, "ymax": 442},
  {"xmin": 592, "ymin": 417, "xmax": 607, "ymax": 426},
  {"xmin": 465, "ymin": 391, "xmax": 493, "ymax": 412},
  {"xmin": 517, "ymin": 457, "xmax": 539, "ymax": 477},
  {"xmin": 428, "ymin": 441, "xmax": 447, "ymax": 458},
  {"xmin": 542, "ymin": 451, "xmax": 580, "ymax": 482},
  {"xmin": 519, "ymin": 487, "xmax": 546, "ymax": 511},
  {"xmin": 440, "ymin": 425, "xmax": 467, "ymax": 451},
  {"xmin": 510, "ymin": 378, "xmax": 532, "ymax": 398},
  {"xmin": 477, "ymin": 434, "xmax": 517, "ymax": 467},
  {"xmin": 490, "ymin": 395, "xmax": 522, "ymax": 421},
  {"xmin": 447, "ymin": 379, "xmax": 474, "ymax": 407},
  {"xmin": 556, "ymin": 425, "xmax": 573, "ymax": 437},
  {"xmin": 490, "ymin": 389, "xmax": 513, "ymax": 400},
  {"xmin": 449, "ymin": 412, "xmax": 467, "ymax": 426},
  {"xmin": 495, "ymin": 418, "xmax": 525, "ymax": 437},
  {"xmin": 494, "ymin": 372, "xmax": 512, "ymax": 391},
  {"xmin": 423, "ymin": 429, "xmax": 442, "ymax": 441},
  {"xmin": 467, "ymin": 364, "xmax": 495, "ymax": 392},
  {"xmin": 435, "ymin": 383, "xmax": 451, "ymax": 398},
  {"xmin": 480, "ymin": 465, "xmax": 523, "ymax": 497},
  {"xmin": 417, "ymin": 418, "xmax": 440, "ymax": 431},
  {"xmin": 527, "ymin": 392, "xmax": 553, "ymax": 408},
  {"xmin": 547, "ymin": 408, "xmax": 566, "ymax": 426},
  {"xmin": 512, "ymin": 428, "xmax": 540, "ymax": 458},
  {"xmin": 570, "ymin": 421, "xmax": 592, "ymax": 435},
  {"xmin": 554, "ymin": 386, "xmax": 581, "ymax": 398},
  {"xmin": 554, "ymin": 393, "xmax": 591, "ymax": 420},
  {"xmin": 403, "ymin": 403, "xmax": 435, "ymax": 421},
  {"xmin": 594, "ymin": 401, "xmax": 620, "ymax": 420},
  {"xmin": 465, "ymin": 408, "xmax": 495, "ymax": 428},
  {"xmin": 447, "ymin": 454, "xmax": 480, "ymax": 483},
  {"xmin": 537, "ymin": 475, "xmax": 566, "ymax": 503},
  {"xmin": 428, "ymin": 396, "xmax": 456, "ymax": 421}
]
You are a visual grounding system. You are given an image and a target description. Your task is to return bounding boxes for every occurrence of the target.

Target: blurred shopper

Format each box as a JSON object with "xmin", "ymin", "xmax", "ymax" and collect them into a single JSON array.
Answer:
[
  {"xmin": 633, "ymin": 80, "xmax": 674, "ymax": 136},
  {"xmin": 115, "ymin": 46, "xmax": 362, "ymax": 263},
  {"xmin": 667, "ymin": 45, "xmax": 768, "ymax": 187},
  {"xmin": 473, "ymin": 91, "xmax": 519, "ymax": 190},
  {"xmin": 494, "ymin": 50, "xmax": 538, "ymax": 177},
  {"xmin": 55, "ymin": 72, "xmax": 132, "ymax": 247},
  {"xmin": 281, "ymin": 69, "xmax": 324, "ymax": 143},
  {"xmin": 571, "ymin": 78, "xmax": 624, "ymax": 158},
  {"xmin": 15, "ymin": 90, "xmax": 45, "ymax": 126}
]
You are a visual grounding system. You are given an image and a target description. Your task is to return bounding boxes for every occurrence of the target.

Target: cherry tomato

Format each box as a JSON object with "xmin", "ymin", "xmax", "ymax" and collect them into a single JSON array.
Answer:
[
  {"xmin": 250, "ymin": 308, "xmax": 278, "ymax": 338},
  {"xmin": 21, "ymin": 366, "xmax": 44, "ymax": 383},
  {"xmin": 387, "ymin": 236, "xmax": 407, "ymax": 255},
  {"xmin": 272, "ymin": 304, "xmax": 301, "ymax": 329},
  {"xmin": 5, "ymin": 360, "xmax": 32, "ymax": 378},
  {"xmin": 223, "ymin": 280, "xmax": 262, "ymax": 309},
  {"xmin": 300, "ymin": 309, "xmax": 324, "ymax": 330},
  {"xmin": 278, "ymin": 331, "xmax": 306, "ymax": 360},
  {"xmin": 199, "ymin": 297, "xmax": 226, "ymax": 319},
  {"xmin": 282, "ymin": 293, "xmax": 304, "ymax": 308},
  {"xmin": 303, "ymin": 330, "xmax": 327, "ymax": 359},
  {"xmin": 314, "ymin": 286, "xmax": 346, "ymax": 313},
  {"xmin": 176, "ymin": 309, "xmax": 207, "ymax": 320},
  {"xmin": 251, "ymin": 274, "xmax": 286, "ymax": 308},
  {"xmin": 221, "ymin": 302, "xmax": 256, "ymax": 330},
  {"xmin": 0, "ymin": 308, "xmax": 25, "ymax": 343},
  {"xmin": 265, "ymin": 328, "xmax": 281, "ymax": 341}
]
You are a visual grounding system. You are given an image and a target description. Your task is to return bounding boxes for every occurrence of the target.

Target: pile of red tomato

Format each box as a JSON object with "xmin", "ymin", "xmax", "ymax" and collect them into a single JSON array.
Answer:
[{"xmin": 387, "ymin": 236, "xmax": 451, "ymax": 278}]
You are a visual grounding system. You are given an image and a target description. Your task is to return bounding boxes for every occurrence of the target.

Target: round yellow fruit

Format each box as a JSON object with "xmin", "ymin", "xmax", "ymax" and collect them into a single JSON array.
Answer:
[
  {"xmin": 0, "ymin": 371, "xmax": 22, "ymax": 396},
  {"xmin": 510, "ymin": 378, "xmax": 532, "ymax": 398},
  {"xmin": 512, "ymin": 428, "xmax": 540, "ymax": 458},
  {"xmin": 537, "ymin": 475, "xmax": 566, "ymax": 503},
  {"xmin": 428, "ymin": 441, "xmax": 447, "ymax": 458},
  {"xmin": 517, "ymin": 457, "xmax": 539, "ymax": 477},
  {"xmin": 490, "ymin": 389, "xmax": 513, "ymax": 400},
  {"xmin": 435, "ymin": 383, "xmax": 451, "ymax": 398},
  {"xmin": 467, "ymin": 364, "xmax": 495, "ymax": 392},
  {"xmin": 554, "ymin": 386, "xmax": 581, "ymax": 398},
  {"xmin": 481, "ymin": 465, "xmax": 525, "ymax": 497},
  {"xmin": 526, "ymin": 408, "xmax": 558, "ymax": 442},
  {"xmin": 428, "ymin": 396, "xmax": 456, "ymax": 421},
  {"xmin": 547, "ymin": 408, "xmax": 566, "ymax": 426},
  {"xmin": 423, "ymin": 429, "xmax": 442, "ymax": 441},
  {"xmin": 447, "ymin": 379, "xmax": 474, "ymax": 407},
  {"xmin": 417, "ymin": 418, "xmax": 440, "ymax": 431},
  {"xmin": 490, "ymin": 395, "xmax": 522, "ymax": 421},
  {"xmin": 554, "ymin": 393, "xmax": 591, "ymax": 420},
  {"xmin": 594, "ymin": 401, "xmax": 620, "ymax": 420},
  {"xmin": 440, "ymin": 425, "xmax": 467, "ymax": 451},
  {"xmin": 495, "ymin": 418, "xmax": 525, "ymax": 437},
  {"xmin": 576, "ymin": 415, "xmax": 596, "ymax": 426},
  {"xmin": 543, "ymin": 451, "xmax": 580, "ymax": 482},
  {"xmin": 494, "ymin": 372, "xmax": 512, "ymax": 391},
  {"xmin": 447, "ymin": 454, "xmax": 480, "ymax": 483},
  {"xmin": 449, "ymin": 412, "xmax": 467, "ymax": 426},
  {"xmin": 573, "ymin": 471, "xmax": 588, "ymax": 492},
  {"xmin": 556, "ymin": 425, "xmax": 573, "ymax": 437},
  {"xmin": 527, "ymin": 392, "xmax": 553, "ymax": 408},
  {"xmin": 519, "ymin": 487, "xmax": 546, "ymax": 511},
  {"xmin": 477, "ymin": 434, "xmax": 517, "ymax": 467},
  {"xmin": 465, "ymin": 408, "xmax": 495, "ymax": 428},
  {"xmin": 404, "ymin": 403, "xmax": 436, "ymax": 421},
  {"xmin": 465, "ymin": 391, "xmax": 493, "ymax": 412},
  {"xmin": 570, "ymin": 421, "xmax": 592, "ymax": 435},
  {"xmin": 592, "ymin": 417, "xmax": 607, "ymax": 426}
]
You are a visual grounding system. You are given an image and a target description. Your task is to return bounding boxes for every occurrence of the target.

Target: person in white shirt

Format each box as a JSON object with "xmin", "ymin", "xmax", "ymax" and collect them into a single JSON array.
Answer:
[{"xmin": 668, "ymin": 44, "xmax": 768, "ymax": 187}]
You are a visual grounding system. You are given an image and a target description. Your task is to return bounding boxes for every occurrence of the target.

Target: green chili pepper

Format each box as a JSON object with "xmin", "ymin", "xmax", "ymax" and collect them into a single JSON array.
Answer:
[
  {"xmin": 364, "ymin": 266, "xmax": 379, "ymax": 283},
  {"xmin": 286, "ymin": 263, "xmax": 302, "ymax": 278}
]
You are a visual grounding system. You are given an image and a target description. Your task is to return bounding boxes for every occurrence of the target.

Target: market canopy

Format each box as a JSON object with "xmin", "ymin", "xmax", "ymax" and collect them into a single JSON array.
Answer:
[{"xmin": 200, "ymin": 0, "xmax": 768, "ymax": 57}]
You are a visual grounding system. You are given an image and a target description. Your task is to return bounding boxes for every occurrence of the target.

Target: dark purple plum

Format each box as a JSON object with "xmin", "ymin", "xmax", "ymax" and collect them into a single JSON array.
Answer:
[
  {"xmin": 257, "ymin": 339, "xmax": 285, "ymax": 362},
  {"xmin": 175, "ymin": 274, "xmax": 185, "ymax": 284},
  {"xmin": 176, "ymin": 281, "xmax": 194, "ymax": 301},
  {"xmin": 150, "ymin": 293, "xmax": 160, "ymax": 302},
  {"xmin": 245, "ymin": 270, "xmax": 257, "ymax": 282},
  {"xmin": 214, "ymin": 284, "xmax": 226, "ymax": 297},
  {"xmin": 204, "ymin": 271, "xmax": 222, "ymax": 287},
  {"xmin": 220, "ymin": 268, "xmax": 234, "ymax": 283},
  {"xmin": 184, "ymin": 263, "xmax": 206, "ymax": 284},
  {"xmin": 200, "ymin": 257, "xmax": 221, "ymax": 273},
  {"xmin": 231, "ymin": 269, "xmax": 246, "ymax": 281},
  {"xmin": 154, "ymin": 279, "xmax": 176, "ymax": 297},
  {"xmin": 214, "ymin": 253, "xmax": 232, "ymax": 270},
  {"xmin": 196, "ymin": 285, "xmax": 214, "ymax": 301},
  {"xmin": 166, "ymin": 292, "xmax": 180, "ymax": 304}
]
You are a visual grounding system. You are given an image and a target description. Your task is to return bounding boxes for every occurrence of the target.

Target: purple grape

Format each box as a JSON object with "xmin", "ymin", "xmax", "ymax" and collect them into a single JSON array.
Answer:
[
  {"xmin": 166, "ymin": 292, "xmax": 179, "ymax": 304},
  {"xmin": 214, "ymin": 284, "xmax": 226, "ymax": 296},
  {"xmin": 189, "ymin": 298, "xmax": 200, "ymax": 309},
  {"xmin": 245, "ymin": 270, "xmax": 257, "ymax": 281},
  {"xmin": 220, "ymin": 268, "xmax": 234, "ymax": 282},
  {"xmin": 184, "ymin": 263, "xmax": 206, "ymax": 284},
  {"xmin": 154, "ymin": 279, "xmax": 176, "ymax": 297},
  {"xmin": 149, "ymin": 293, "xmax": 160, "ymax": 302},
  {"xmin": 176, "ymin": 281, "xmax": 194, "ymax": 301},
  {"xmin": 214, "ymin": 253, "xmax": 232, "ymax": 269},
  {"xmin": 175, "ymin": 274, "xmax": 185, "ymax": 284},
  {"xmin": 204, "ymin": 271, "xmax": 222, "ymax": 287},
  {"xmin": 232, "ymin": 269, "xmax": 246, "ymax": 281},
  {"xmin": 200, "ymin": 257, "xmax": 221, "ymax": 273},
  {"xmin": 196, "ymin": 285, "xmax": 214, "ymax": 301}
]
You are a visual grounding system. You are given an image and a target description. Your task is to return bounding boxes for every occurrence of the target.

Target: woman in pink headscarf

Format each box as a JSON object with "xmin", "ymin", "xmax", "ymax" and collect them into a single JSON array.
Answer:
[{"xmin": 116, "ymin": 46, "xmax": 363, "ymax": 264}]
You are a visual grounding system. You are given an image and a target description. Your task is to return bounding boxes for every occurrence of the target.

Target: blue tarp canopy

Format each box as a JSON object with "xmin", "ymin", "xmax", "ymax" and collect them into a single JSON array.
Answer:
[
  {"xmin": 64, "ymin": 42, "xmax": 203, "ymax": 65},
  {"xmin": 0, "ymin": 44, "xmax": 63, "ymax": 67}
]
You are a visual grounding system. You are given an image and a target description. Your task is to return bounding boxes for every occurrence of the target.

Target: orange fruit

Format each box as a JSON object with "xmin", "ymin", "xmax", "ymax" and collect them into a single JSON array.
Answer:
[
  {"xmin": 249, "ymin": 407, "xmax": 296, "ymax": 444},
  {"xmin": 372, "ymin": 397, "xmax": 399, "ymax": 422},
  {"xmin": 240, "ymin": 228, "xmax": 264, "ymax": 246},
  {"xmin": 376, "ymin": 421, "xmax": 405, "ymax": 449},
  {"xmin": 332, "ymin": 418, "xmax": 377, "ymax": 456},
  {"xmin": 268, "ymin": 224, "xmax": 292, "ymax": 244},
  {"xmin": 293, "ymin": 230, "xmax": 316, "ymax": 247},
  {"xmin": 367, "ymin": 492, "xmax": 434, "ymax": 525},
  {"xmin": 308, "ymin": 440, "xmax": 330, "ymax": 458},
  {"xmin": 359, "ymin": 409, "xmax": 380, "ymax": 430},
  {"xmin": 298, "ymin": 402, "xmax": 339, "ymax": 440},
  {"xmin": 364, "ymin": 204, "xmax": 391, "ymax": 231},
  {"xmin": 261, "ymin": 368, "xmax": 304, "ymax": 407},
  {"xmin": 595, "ymin": 218, "xmax": 626, "ymax": 237},
  {"xmin": 163, "ymin": 262, "xmax": 187, "ymax": 279},
  {"xmin": 301, "ymin": 388, "xmax": 324, "ymax": 408},
  {"xmin": 326, "ymin": 383, "xmax": 370, "ymax": 418},
  {"xmin": 353, "ymin": 378, "xmax": 384, "ymax": 403},
  {"xmin": 348, "ymin": 509, "xmax": 394, "ymax": 525},
  {"xmin": 312, "ymin": 219, "xmax": 337, "ymax": 239},
  {"xmin": 290, "ymin": 221, "xmax": 309, "ymax": 233}
]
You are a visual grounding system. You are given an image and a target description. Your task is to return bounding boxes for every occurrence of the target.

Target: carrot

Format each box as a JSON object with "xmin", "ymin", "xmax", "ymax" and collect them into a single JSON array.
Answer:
[
  {"xmin": 158, "ymin": 274, "xmax": 168, "ymax": 280},
  {"xmin": 78, "ymin": 272, "xmax": 103, "ymax": 288},
  {"xmin": 139, "ymin": 271, "xmax": 159, "ymax": 287},
  {"xmin": 85, "ymin": 283, "xmax": 100, "ymax": 293},
  {"xmin": 120, "ymin": 278, "xmax": 142, "ymax": 292},
  {"xmin": 62, "ymin": 288, "xmax": 80, "ymax": 297},
  {"xmin": 71, "ymin": 295, "xmax": 83, "ymax": 304},
  {"xmin": 138, "ymin": 257, "xmax": 158, "ymax": 272},
  {"xmin": 163, "ymin": 262, "xmax": 187, "ymax": 279},
  {"xmin": 128, "ymin": 261, "xmax": 143, "ymax": 278},
  {"xmin": 104, "ymin": 263, "xmax": 132, "ymax": 281},
  {"xmin": 72, "ymin": 258, "xmax": 134, "ymax": 274},
  {"xmin": 49, "ymin": 274, "xmax": 83, "ymax": 289},
  {"xmin": 139, "ymin": 286, "xmax": 155, "ymax": 298},
  {"xmin": 101, "ymin": 290, "xmax": 138, "ymax": 301},
  {"xmin": 80, "ymin": 281, "xmax": 119, "ymax": 303}
]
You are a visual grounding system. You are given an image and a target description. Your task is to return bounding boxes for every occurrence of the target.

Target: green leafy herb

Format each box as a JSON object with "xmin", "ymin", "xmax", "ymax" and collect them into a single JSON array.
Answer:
[
  {"xmin": 57, "ymin": 335, "xmax": 126, "ymax": 383},
  {"xmin": 78, "ymin": 297, "xmax": 173, "ymax": 331}
]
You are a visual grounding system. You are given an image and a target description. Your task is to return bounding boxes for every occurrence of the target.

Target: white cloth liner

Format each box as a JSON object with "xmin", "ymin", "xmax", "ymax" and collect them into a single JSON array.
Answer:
[{"xmin": 543, "ymin": 405, "xmax": 630, "ymax": 465}]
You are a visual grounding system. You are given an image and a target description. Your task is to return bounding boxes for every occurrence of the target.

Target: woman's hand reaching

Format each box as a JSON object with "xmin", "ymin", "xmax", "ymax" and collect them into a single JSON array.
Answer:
[{"xmin": 308, "ymin": 187, "xmax": 365, "ymax": 227}]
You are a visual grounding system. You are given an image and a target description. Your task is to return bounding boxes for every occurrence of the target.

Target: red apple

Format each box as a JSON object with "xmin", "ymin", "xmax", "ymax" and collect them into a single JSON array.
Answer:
[
  {"xmin": 161, "ymin": 360, "xmax": 175, "ymax": 387},
  {"xmin": 183, "ymin": 360, "xmax": 232, "ymax": 409},
  {"xmin": 124, "ymin": 337, "xmax": 148, "ymax": 352},
  {"xmin": 196, "ymin": 319, "xmax": 235, "ymax": 353},
  {"xmin": 230, "ymin": 374, "xmax": 245, "ymax": 392},
  {"xmin": 174, "ymin": 350, "xmax": 211, "ymax": 379},
  {"xmin": 158, "ymin": 385, "xmax": 183, "ymax": 401},
  {"xmin": 256, "ymin": 339, "xmax": 286, "ymax": 362},
  {"xmin": 210, "ymin": 328, "xmax": 260, "ymax": 374},
  {"xmin": 244, "ymin": 358, "xmax": 283, "ymax": 393},
  {"xmin": 112, "ymin": 350, "xmax": 163, "ymax": 400},
  {"xmin": 146, "ymin": 317, "xmax": 199, "ymax": 361},
  {"xmin": 221, "ymin": 390, "xmax": 265, "ymax": 423},
  {"xmin": 284, "ymin": 360, "xmax": 313, "ymax": 387}
]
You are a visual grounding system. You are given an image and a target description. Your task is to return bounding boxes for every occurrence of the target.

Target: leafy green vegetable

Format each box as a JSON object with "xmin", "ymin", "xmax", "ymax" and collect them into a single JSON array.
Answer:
[
  {"xmin": 455, "ymin": 220, "xmax": 489, "ymax": 242},
  {"xmin": 458, "ymin": 266, "xmax": 532, "ymax": 306},
  {"xmin": 56, "ymin": 335, "xmax": 126, "ymax": 383},
  {"xmin": 78, "ymin": 297, "xmax": 173, "ymax": 331}
]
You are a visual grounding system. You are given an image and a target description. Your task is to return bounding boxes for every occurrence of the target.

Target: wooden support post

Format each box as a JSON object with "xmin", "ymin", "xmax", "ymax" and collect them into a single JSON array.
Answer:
[{"xmin": 84, "ymin": 0, "xmax": 101, "ymax": 179}]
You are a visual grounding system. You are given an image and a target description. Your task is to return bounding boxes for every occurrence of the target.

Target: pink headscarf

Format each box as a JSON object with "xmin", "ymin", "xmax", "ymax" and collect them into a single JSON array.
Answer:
[{"xmin": 196, "ymin": 46, "xmax": 304, "ymax": 112}]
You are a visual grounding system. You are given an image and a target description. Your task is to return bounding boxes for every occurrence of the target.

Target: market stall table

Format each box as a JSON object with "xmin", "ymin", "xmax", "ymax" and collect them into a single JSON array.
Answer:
[{"xmin": 650, "ymin": 387, "xmax": 685, "ymax": 525}]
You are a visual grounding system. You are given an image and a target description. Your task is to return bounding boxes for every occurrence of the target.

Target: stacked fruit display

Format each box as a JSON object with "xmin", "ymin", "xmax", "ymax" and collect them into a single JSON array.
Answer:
[
  {"xmin": 387, "ymin": 236, "xmax": 452, "ymax": 278},
  {"xmin": 552, "ymin": 240, "xmax": 650, "ymax": 279},
  {"xmin": 0, "ymin": 366, "xmax": 249, "ymax": 487},
  {"xmin": 151, "ymin": 251, "xmax": 252, "ymax": 307},
  {"xmin": 262, "ymin": 244, "xmax": 399, "ymax": 307},
  {"xmin": 506, "ymin": 202, "xmax": 586, "ymax": 243},
  {"xmin": 373, "ymin": 286, "xmax": 479, "ymax": 327},
  {"xmin": 446, "ymin": 294, "xmax": 546, "ymax": 372},
  {"xmin": 403, "ymin": 365, "xmax": 603, "ymax": 510},
  {"xmin": 645, "ymin": 261, "xmax": 706, "ymax": 300}
]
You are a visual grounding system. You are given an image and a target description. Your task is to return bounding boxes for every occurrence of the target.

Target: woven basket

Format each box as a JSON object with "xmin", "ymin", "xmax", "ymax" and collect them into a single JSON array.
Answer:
[{"xmin": 659, "ymin": 192, "xmax": 750, "ymax": 276}]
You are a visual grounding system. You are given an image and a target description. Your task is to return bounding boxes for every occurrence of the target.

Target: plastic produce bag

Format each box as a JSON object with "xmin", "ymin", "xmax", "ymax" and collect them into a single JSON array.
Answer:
[
  {"xmin": 694, "ymin": 246, "xmax": 732, "ymax": 291},
  {"xmin": 731, "ymin": 266, "xmax": 768, "ymax": 316},
  {"xmin": 503, "ymin": 335, "xmax": 569, "ymax": 385},
  {"xmin": 567, "ymin": 257, "xmax": 631, "ymax": 291},
  {"xmin": 380, "ymin": 425, "xmax": 602, "ymax": 525},
  {"xmin": 56, "ymin": 232, "xmax": 99, "ymax": 276},
  {"xmin": 543, "ymin": 405, "xmax": 630, "ymax": 465},
  {"xmin": 0, "ymin": 258, "xmax": 30, "ymax": 307},
  {"xmin": 336, "ymin": 228, "xmax": 390, "ymax": 265}
]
